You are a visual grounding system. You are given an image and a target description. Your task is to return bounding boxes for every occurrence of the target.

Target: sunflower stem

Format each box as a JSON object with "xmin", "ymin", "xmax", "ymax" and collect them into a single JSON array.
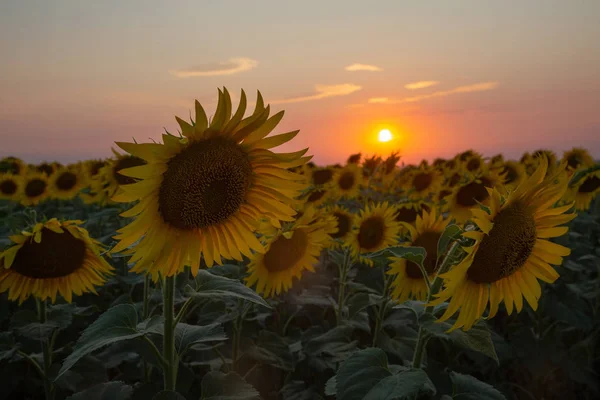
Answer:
[
  {"xmin": 336, "ymin": 248, "xmax": 351, "ymax": 325},
  {"xmin": 412, "ymin": 241, "xmax": 461, "ymax": 369},
  {"xmin": 162, "ymin": 275, "xmax": 177, "ymax": 391},
  {"xmin": 36, "ymin": 299, "xmax": 55, "ymax": 400},
  {"xmin": 372, "ymin": 271, "xmax": 393, "ymax": 347}
]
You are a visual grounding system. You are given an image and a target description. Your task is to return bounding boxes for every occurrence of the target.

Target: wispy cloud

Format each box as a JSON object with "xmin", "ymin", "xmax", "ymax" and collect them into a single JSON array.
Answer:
[
  {"xmin": 404, "ymin": 80, "xmax": 440, "ymax": 90},
  {"xmin": 403, "ymin": 82, "xmax": 499, "ymax": 103},
  {"xmin": 344, "ymin": 63, "xmax": 382, "ymax": 72},
  {"xmin": 170, "ymin": 57, "xmax": 258, "ymax": 78},
  {"xmin": 368, "ymin": 97, "xmax": 397, "ymax": 104},
  {"xmin": 272, "ymin": 84, "xmax": 362, "ymax": 104}
]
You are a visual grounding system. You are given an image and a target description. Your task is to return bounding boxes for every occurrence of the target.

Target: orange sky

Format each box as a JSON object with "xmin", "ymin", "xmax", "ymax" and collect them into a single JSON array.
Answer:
[{"xmin": 1, "ymin": 1, "xmax": 599, "ymax": 166}]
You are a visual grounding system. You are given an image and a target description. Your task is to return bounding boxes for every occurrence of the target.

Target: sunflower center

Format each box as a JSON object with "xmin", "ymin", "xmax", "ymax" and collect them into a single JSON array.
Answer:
[
  {"xmin": 338, "ymin": 171, "xmax": 355, "ymax": 190},
  {"xmin": 312, "ymin": 169, "xmax": 333, "ymax": 185},
  {"xmin": 90, "ymin": 161, "xmax": 106, "ymax": 176},
  {"xmin": 502, "ymin": 165, "xmax": 518, "ymax": 184},
  {"xmin": 466, "ymin": 158, "xmax": 481, "ymax": 172},
  {"xmin": 306, "ymin": 189, "xmax": 326, "ymax": 203},
  {"xmin": 579, "ymin": 176, "xmax": 600, "ymax": 193},
  {"xmin": 357, "ymin": 216, "xmax": 386, "ymax": 250},
  {"xmin": 413, "ymin": 173, "xmax": 433, "ymax": 192},
  {"xmin": 0, "ymin": 180, "xmax": 17, "ymax": 195},
  {"xmin": 438, "ymin": 189, "xmax": 452, "ymax": 201},
  {"xmin": 158, "ymin": 137, "xmax": 252, "ymax": 230},
  {"xmin": 56, "ymin": 172, "xmax": 78, "ymax": 191},
  {"xmin": 567, "ymin": 155, "xmax": 582, "ymax": 170},
  {"xmin": 113, "ymin": 156, "xmax": 146, "ymax": 185},
  {"xmin": 37, "ymin": 164, "xmax": 53, "ymax": 176},
  {"xmin": 395, "ymin": 207, "xmax": 418, "ymax": 223},
  {"xmin": 332, "ymin": 212, "xmax": 351, "ymax": 239},
  {"xmin": 448, "ymin": 173, "xmax": 461, "ymax": 187},
  {"xmin": 455, "ymin": 180, "xmax": 490, "ymax": 207},
  {"xmin": 405, "ymin": 231, "xmax": 442, "ymax": 279},
  {"xmin": 467, "ymin": 201, "xmax": 537, "ymax": 283},
  {"xmin": 263, "ymin": 229, "xmax": 309, "ymax": 272},
  {"xmin": 25, "ymin": 179, "xmax": 47, "ymax": 198},
  {"xmin": 11, "ymin": 228, "xmax": 87, "ymax": 279}
]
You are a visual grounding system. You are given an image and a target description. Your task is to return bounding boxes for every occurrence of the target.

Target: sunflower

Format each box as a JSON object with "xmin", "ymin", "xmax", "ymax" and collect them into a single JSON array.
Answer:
[
  {"xmin": 394, "ymin": 201, "xmax": 431, "ymax": 234},
  {"xmin": 349, "ymin": 202, "xmax": 401, "ymax": 259},
  {"xmin": 328, "ymin": 205, "xmax": 354, "ymax": 245},
  {"xmin": 0, "ymin": 219, "xmax": 113, "ymax": 304},
  {"xmin": 332, "ymin": 164, "xmax": 362, "ymax": 199},
  {"xmin": 19, "ymin": 173, "xmax": 50, "ymax": 206},
  {"xmin": 430, "ymin": 158, "xmax": 575, "ymax": 331},
  {"xmin": 49, "ymin": 167, "xmax": 84, "ymax": 200},
  {"xmin": 111, "ymin": 88, "xmax": 310, "ymax": 279},
  {"xmin": 409, "ymin": 166, "xmax": 442, "ymax": 199},
  {"xmin": 500, "ymin": 161, "xmax": 526, "ymax": 192},
  {"xmin": 95, "ymin": 152, "xmax": 147, "ymax": 200},
  {"xmin": 462, "ymin": 153, "xmax": 485, "ymax": 175},
  {"xmin": 84, "ymin": 159, "xmax": 108, "ymax": 183},
  {"xmin": 303, "ymin": 187, "xmax": 331, "ymax": 207},
  {"xmin": 566, "ymin": 170, "xmax": 600, "ymax": 211},
  {"xmin": 0, "ymin": 157, "xmax": 27, "ymax": 176},
  {"xmin": 562, "ymin": 148, "xmax": 594, "ymax": 174},
  {"xmin": 447, "ymin": 173, "xmax": 501, "ymax": 223},
  {"xmin": 362, "ymin": 155, "xmax": 382, "ymax": 178},
  {"xmin": 311, "ymin": 167, "xmax": 334, "ymax": 186},
  {"xmin": 36, "ymin": 162, "xmax": 56, "ymax": 176},
  {"xmin": 388, "ymin": 209, "xmax": 449, "ymax": 303},
  {"xmin": 488, "ymin": 154, "xmax": 504, "ymax": 170},
  {"xmin": 245, "ymin": 205, "xmax": 337, "ymax": 297},
  {"xmin": 0, "ymin": 174, "xmax": 21, "ymax": 201},
  {"xmin": 347, "ymin": 153, "xmax": 362, "ymax": 164},
  {"xmin": 531, "ymin": 149, "xmax": 557, "ymax": 176}
]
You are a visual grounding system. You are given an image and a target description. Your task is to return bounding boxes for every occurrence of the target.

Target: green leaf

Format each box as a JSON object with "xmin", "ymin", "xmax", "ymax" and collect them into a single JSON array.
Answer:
[
  {"xmin": 57, "ymin": 304, "xmax": 144, "ymax": 379},
  {"xmin": 449, "ymin": 372, "xmax": 506, "ymax": 400},
  {"xmin": 436, "ymin": 224, "xmax": 463, "ymax": 260},
  {"xmin": 335, "ymin": 348, "xmax": 391, "ymax": 400},
  {"xmin": 363, "ymin": 369, "xmax": 436, "ymax": 400},
  {"xmin": 246, "ymin": 331, "xmax": 295, "ymax": 371},
  {"xmin": 420, "ymin": 315, "xmax": 499, "ymax": 363},
  {"xmin": 0, "ymin": 332, "xmax": 18, "ymax": 362},
  {"xmin": 384, "ymin": 246, "xmax": 427, "ymax": 268},
  {"xmin": 200, "ymin": 371, "xmax": 261, "ymax": 399},
  {"xmin": 175, "ymin": 322, "xmax": 227, "ymax": 356},
  {"xmin": 10, "ymin": 307, "xmax": 72, "ymax": 340},
  {"xmin": 187, "ymin": 270, "xmax": 270, "ymax": 308},
  {"xmin": 324, "ymin": 376, "xmax": 337, "ymax": 396},
  {"xmin": 152, "ymin": 391, "xmax": 186, "ymax": 400},
  {"xmin": 347, "ymin": 292, "xmax": 381, "ymax": 318},
  {"xmin": 66, "ymin": 381, "xmax": 133, "ymax": 400}
]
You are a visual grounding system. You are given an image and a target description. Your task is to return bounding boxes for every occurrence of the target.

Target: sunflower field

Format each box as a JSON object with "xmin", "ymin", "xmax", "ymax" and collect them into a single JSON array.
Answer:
[{"xmin": 1, "ymin": 88, "xmax": 599, "ymax": 400}]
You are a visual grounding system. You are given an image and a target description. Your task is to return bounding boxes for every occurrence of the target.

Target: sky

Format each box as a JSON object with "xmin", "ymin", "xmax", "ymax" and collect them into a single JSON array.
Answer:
[{"xmin": 1, "ymin": 0, "xmax": 599, "ymax": 166}]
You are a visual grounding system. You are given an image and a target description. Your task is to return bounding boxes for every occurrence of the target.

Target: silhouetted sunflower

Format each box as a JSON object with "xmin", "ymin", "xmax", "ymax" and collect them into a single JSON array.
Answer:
[
  {"xmin": 0, "ymin": 219, "xmax": 113, "ymax": 304},
  {"xmin": 111, "ymin": 88, "xmax": 310, "ymax": 279},
  {"xmin": 430, "ymin": 159, "xmax": 574, "ymax": 331}
]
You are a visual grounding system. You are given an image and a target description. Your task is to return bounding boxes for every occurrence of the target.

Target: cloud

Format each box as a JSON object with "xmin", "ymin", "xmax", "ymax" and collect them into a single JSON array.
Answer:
[
  {"xmin": 404, "ymin": 80, "xmax": 440, "ymax": 90},
  {"xmin": 170, "ymin": 57, "xmax": 258, "ymax": 78},
  {"xmin": 344, "ymin": 63, "xmax": 382, "ymax": 72},
  {"xmin": 272, "ymin": 84, "xmax": 362, "ymax": 104},
  {"xmin": 368, "ymin": 97, "xmax": 400, "ymax": 104},
  {"xmin": 403, "ymin": 82, "xmax": 499, "ymax": 103}
]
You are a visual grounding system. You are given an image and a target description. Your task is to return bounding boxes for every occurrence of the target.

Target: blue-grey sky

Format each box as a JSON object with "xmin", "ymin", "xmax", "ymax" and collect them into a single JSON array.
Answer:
[{"xmin": 1, "ymin": 0, "xmax": 599, "ymax": 164}]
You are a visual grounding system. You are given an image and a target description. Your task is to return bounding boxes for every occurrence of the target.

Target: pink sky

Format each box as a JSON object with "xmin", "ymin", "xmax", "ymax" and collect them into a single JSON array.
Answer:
[{"xmin": 1, "ymin": 1, "xmax": 599, "ymax": 166}]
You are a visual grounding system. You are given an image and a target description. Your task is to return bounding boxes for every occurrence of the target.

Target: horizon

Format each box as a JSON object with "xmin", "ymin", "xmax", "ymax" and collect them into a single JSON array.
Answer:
[{"xmin": 1, "ymin": 0, "xmax": 599, "ymax": 165}]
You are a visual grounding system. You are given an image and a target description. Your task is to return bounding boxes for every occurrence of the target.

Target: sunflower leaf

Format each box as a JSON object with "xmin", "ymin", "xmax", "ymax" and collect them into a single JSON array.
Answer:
[
  {"xmin": 65, "ymin": 381, "xmax": 133, "ymax": 400},
  {"xmin": 373, "ymin": 246, "xmax": 427, "ymax": 268},
  {"xmin": 57, "ymin": 304, "xmax": 146, "ymax": 380},
  {"xmin": 449, "ymin": 372, "xmax": 507, "ymax": 400},
  {"xmin": 363, "ymin": 369, "xmax": 436, "ymax": 400},
  {"xmin": 200, "ymin": 371, "xmax": 261, "ymax": 400},
  {"xmin": 10, "ymin": 306, "xmax": 72, "ymax": 341},
  {"xmin": 152, "ymin": 391, "xmax": 187, "ymax": 400},
  {"xmin": 174, "ymin": 322, "xmax": 227, "ymax": 357},
  {"xmin": 436, "ymin": 224, "xmax": 463, "ymax": 261},
  {"xmin": 187, "ymin": 269, "xmax": 271, "ymax": 308}
]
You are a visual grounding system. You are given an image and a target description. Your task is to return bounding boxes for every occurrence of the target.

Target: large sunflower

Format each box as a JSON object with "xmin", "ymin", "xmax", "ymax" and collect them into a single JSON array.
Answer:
[
  {"xmin": 332, "ymin": 164, "xmax": 362, "ymax": 199},
  {"xmin": 0, "ymin": 219, "xmax": 113, "ymax": 304},
  {"xmin": 566, "ymin": 170, "xmax": 600, "ymax": 211},
  {"xmin": 562, "ymin": 147, "xmax": 594, "ymax": 174},
  {"xmin": 245, "ymin": 206, "xmax": 337, "ymax": 297},
  {"xmin": 430, "ymin": 159, "xmax": 575, "ymax": 331},
  {"xmin": 0, "ymin": 173, "xmax": 21, "ymax": 201},
  {"xmin": 388, "ymin": 209, "xmax": 449, "ymax": 303},
  {"xmin": 111, "ymin": 88, "xmax": 310, "ymax": 279},
  {"xmin": 49, "ymin": 167, "xmax": 84, "ymax": 200},
  {"xmin": 349, "ymin": 202, "xmax": 401, "ymax": 259},
  {"xmin": 19, "ymin": 173, "xmax": 50, "ymax": 206}
]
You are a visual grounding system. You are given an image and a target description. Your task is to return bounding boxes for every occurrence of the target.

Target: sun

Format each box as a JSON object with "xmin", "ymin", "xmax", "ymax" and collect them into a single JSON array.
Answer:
[{"xmin": 378, "ymin": 129, "xmax": 393, "ymax": 142}]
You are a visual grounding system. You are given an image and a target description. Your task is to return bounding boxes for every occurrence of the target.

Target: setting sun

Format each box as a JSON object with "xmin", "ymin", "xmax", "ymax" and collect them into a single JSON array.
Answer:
[{"xmin": 378, "ymin": 129, "xmax": 393, "ymax": 142}]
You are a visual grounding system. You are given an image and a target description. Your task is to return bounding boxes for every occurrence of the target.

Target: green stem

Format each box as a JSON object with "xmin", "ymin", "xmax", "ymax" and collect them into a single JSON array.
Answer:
[
  {"xmin": 142, "ymin": 274, "xmax": 151, "ymax": 382},
  {"xmin": 412, "ymin": 241, "xmax": 461, "ymax": 369},
  {"xmin": 17, "ymin": 350, "xmax": 45, "ymax": 380},
  {"xmin": 36, "ymin": 299, "xmax": 54, "ymax": 400},
  {"xmin": 162, "ymin": 275, "xmax": 177, "ymax": 391},
  {"xmin": 372, "ymin": 273, "xmax": 393, "ymax": 347},
  {"xmin": 174, "ymin": 298, "xmax": 194, "ymax": 325},
  {"xmin": 336, "ymin": 249, "xmax": 351, "ymax": 325}
]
